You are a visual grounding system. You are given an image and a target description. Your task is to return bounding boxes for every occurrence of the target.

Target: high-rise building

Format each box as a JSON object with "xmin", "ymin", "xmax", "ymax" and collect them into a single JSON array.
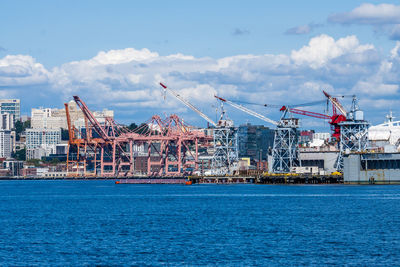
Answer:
[
  {"xmin": 0, "ymin": 130, "xmax": 12, "ymax": 158},
  {"xmin": 238, "ymin": 124, "xmax": 275, "ymax": 161},
  {"xmin": 0, "ymin": 113, "xmax": 15, "ymax": 130},
  {"xmin": 0, "ymin": 99, "xmax": 20, "ymax": 122},
  {"xmin": 26, "ymin": 129, "xmax": 61, "ymax": 159}
]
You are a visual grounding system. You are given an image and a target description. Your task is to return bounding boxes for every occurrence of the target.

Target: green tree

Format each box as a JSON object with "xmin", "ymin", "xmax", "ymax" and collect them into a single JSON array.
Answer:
[
  {"xmin": 127, "ymin": 123, "xmax": 138, "ymax": 131},
  {"xmin": 12, "ymin": 148, "xmax": 26, "ymax": 161},
  {"xmin": 61, "ymin": 128, "xmax": 69, "ymax": 140},
  {"xmin": 26, "ymin": 159, "xmax": 41, "ymax": 167},
  {"xmin": 13, "ymin": 119, "xmax": 31, "ymax": 141}
]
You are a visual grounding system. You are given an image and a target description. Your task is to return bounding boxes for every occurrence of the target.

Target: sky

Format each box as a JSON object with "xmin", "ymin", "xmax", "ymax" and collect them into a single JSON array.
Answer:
[{"xmin": 1, "ymin": 0, "xmax": 400, "ymax": 130}]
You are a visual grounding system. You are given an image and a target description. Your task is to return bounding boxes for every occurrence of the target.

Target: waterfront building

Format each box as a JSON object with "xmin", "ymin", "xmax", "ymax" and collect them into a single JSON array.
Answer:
[
  {"xmin": 238, "ymin": 124, "xmax": 274, "ymax": 161},
  {"xmin": 0, "ymin": 99, "xmax": 20, "ymax": 123},
  {"xmin": 344, "ymin": 153, "xmax": 400, "ymax": 184},
  {"xmin": 0, "ymin": 130, "xmax": 12, "ymax": 158},
  {"xmin": 299, "ymin": 130, "xmax": 314, "ymax": 145},
  {"xmin": 26, "ymin": 128, "xmax": 61, "ymax": 159},
  {"xmin": 3, "ymin": 160, "xmax": 24, "ymax": 176},
  {"xmin": 313, "ymin": 132, "xmax": 331, "ymax": 141}
]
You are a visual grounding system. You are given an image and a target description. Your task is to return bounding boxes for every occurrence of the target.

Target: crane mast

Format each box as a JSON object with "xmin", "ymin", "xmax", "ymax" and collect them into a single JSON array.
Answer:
[
  {"xmin": 160, "ymin": 83, "xmax": 238, "ymax": 175},
  {"xmin": 214, "ymin": 95, "xmax": 300, "ymax": 173}
]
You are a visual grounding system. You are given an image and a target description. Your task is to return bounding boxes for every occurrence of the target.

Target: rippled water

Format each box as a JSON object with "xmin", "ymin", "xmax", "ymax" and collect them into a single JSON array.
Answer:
[{"xmin": 0, "ymin": 181, "xmax": 399, "ymax": 266}]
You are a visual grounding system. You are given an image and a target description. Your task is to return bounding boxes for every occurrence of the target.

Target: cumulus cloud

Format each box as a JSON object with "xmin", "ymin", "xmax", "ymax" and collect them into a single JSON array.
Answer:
[
  {"xmin": 0, "ymin": 55, "xmax": 49, "ymax": 86},
  {"xmin": 291, "ymin": 34, "xmax": 375, "ymax": 68},
  {"xmin": 0, "ymin": 34, "xmax": 399, "ymax": 126},
  {"xmin": 329, "ymin": 3, "xmax": 400, "ymax": 25}
]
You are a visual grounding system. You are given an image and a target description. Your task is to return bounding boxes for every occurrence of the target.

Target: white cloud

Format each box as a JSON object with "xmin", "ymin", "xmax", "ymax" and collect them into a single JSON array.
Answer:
[
  {"xmin": 329, "ymin": 3, "xmax": 400, "ymax": 25},
  {"xmin": 1, "ymin": 34, "xmax": 399, "ymax": 126},
  {"xmin": 291, "ymin": 34, "xmax": 374, "ymax": 68},
  {"xmin": 0, "ymin": 55, "xmax": 48, "ymax": 86},
  {"xmin": 89, "ymin": 48, "xmax": 159, "ymax": 65}
]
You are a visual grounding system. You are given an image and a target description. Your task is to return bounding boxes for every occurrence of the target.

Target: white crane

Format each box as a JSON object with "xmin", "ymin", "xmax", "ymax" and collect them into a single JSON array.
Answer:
[
  {"xmin": 160, "ymin": 83, "xmax": 238, "ymax": 175},
  {"xmin": 160, "ymin": 83, "xmax": 217, "ymax": 127},
  {"xmin": 323, "ymin": 90, "xmax": 347, "ymax": 117},
  {"xmin": 214, "ymin": 94, "xmax": 300, "ymax": 173},
  {"xmin": 214, "ymin": 95, "xmax": 278, "ymax": 126}
]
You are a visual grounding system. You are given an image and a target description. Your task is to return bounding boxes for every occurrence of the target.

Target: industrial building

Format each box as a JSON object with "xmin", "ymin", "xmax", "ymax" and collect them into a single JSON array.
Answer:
[
  {"xmin": 238, "ymin": 124, "xmax": 274, "ymax": 161},
  {"xmin": 344, "ymin": 153, "xmax": 400, "ymax": 184}
]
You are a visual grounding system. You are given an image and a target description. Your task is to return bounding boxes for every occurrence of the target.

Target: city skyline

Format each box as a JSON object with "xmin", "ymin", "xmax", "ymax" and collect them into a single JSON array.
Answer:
[{"xmin": 1, "ymin": 1, "xmax": 400, "ymax": 129}]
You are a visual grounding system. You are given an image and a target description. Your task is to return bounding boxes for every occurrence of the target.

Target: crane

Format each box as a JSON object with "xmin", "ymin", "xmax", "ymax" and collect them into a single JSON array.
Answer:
[
  {"xmin": 160, "ymin": 83, "xmax": 217, "ymax": 127},
  {"xmin": 280, "ymin": 105, "xmax": 346, "ymax": 141},
  {"xmin": 323, "ymin": 90, "xmax": 347, "ymax": 117},
  {"xmin": 160, "ymin": 83, "xmax": 238, "ymax": 175},
  {"xmin": 214, "ymin": 95, "xmax": 300, "ymax": 173},
  {"xmin": 214, "ymin": 95, "xmax": 278, "ymax": 126}
]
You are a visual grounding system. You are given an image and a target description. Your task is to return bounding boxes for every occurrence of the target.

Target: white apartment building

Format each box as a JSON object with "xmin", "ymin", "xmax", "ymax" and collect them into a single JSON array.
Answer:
[
  {"xmin": 31, "ymin": 100, "xmax": 114, "ymax": 130},
  {"xmin": 0, "ymin": 130, "xmax": 12, "ymax": 158},
  {"xmin": 0, "ymin": 99, "xmax": 20, "ymax": 123},
  {"xmin": 0, "ymin": 113, "xmax": 15, "ymax": 130},
  {"xmin": 26, "ymin": 129, "xmax": 61, "ymax": 159}
]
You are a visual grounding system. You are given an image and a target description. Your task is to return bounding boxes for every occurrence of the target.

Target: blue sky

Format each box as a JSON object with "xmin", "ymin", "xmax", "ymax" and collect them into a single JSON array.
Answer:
[{"xmin": 1, "ymin": 1, "xmax": 400, "ymax": 129}]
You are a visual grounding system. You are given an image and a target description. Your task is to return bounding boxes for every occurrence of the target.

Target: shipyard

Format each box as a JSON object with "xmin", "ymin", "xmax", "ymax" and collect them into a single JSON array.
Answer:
[
  {"xmin": 1, "ymin": 84, "xmax": 400, "ymax": 184},
  {"xmin": 3, "ymin": 1, "xmax": 400, "ymax": 266}
]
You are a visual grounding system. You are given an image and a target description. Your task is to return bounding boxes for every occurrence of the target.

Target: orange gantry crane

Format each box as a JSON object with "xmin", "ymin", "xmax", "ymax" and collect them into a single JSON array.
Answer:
[{"xmin": 64, "ymin": 96, "xmax": 212, "ymax": 177}]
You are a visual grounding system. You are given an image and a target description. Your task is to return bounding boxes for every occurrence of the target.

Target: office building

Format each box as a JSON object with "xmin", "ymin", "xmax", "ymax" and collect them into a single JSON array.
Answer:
[
  {"xmin": 0, "ymin": 99, "xmax": 20, "ymax": 122},
  {"xmin": 238, "ymin": 124, "xmax": 275, "ymax": 161},
  {"xmin": 26, "ymin": 128, "xmax": 61, "ymax": 159},
  {"xmin": 0, "ymin": 130, "xmax": 12, "ymax": 158}
]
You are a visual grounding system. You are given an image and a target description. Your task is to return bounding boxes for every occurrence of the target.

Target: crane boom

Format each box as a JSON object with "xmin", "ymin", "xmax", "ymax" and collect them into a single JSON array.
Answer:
[
  {"xmin": 323, "ymin": 90, "xmax": 347, "ymax": 116},
  {"xmin": 160, "ymin": 83, "xmax": 217, "ymax": 127},
  {"xmin": 73, "ymin": 96, "xmax": 111, "ymax": 141},
  {"xmin": 215, "ymin": 95, "xmax": 278, "ymax": 126},
  {"xmin": 281, "ymin": 106, "xmax": 330, "ymax": 120}
]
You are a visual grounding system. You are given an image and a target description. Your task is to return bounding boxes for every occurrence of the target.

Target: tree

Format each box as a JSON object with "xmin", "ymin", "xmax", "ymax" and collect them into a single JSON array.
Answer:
[
  {"xmin": 61, "ymin": 128, "xmax": 69, "ymax": 140},
  {"xmin": 13, "ymin": 119, "xmax": 31, "ymax": 141},
  {"xmin": 127, "ymin": 123, "xmax": 138, "ymax": 131},
  {"xmin": 26, "ymin": 159, "xmax": 41, "ymax": 167},
  {"xmin": 12, "ymin": 148, "xmax": 26, "ymax": 161}
]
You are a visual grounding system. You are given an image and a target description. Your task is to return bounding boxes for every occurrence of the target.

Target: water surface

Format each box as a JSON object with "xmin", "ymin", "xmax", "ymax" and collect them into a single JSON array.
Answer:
[{"xmin": 0, "ymin": 181, "xmax": 399, "ymax": 265}]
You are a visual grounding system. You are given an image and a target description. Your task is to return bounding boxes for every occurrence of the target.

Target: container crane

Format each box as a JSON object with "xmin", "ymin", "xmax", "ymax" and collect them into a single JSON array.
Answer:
[
  {"xmin": 160, "ymin": 83, "xmax": 238, "ymax": 175},
  {"xmin": 214, "ymin": 95, "xmax": 300, "ymax": 173}
]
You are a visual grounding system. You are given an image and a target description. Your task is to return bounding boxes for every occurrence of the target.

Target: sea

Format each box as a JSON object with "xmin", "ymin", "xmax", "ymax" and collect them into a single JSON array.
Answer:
[{"xmin": 0, "ymin": 181, "xmax": 399, "ymax": 266}]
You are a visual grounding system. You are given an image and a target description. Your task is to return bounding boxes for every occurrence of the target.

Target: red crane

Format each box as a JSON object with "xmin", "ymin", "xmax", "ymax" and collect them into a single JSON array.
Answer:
[{"xmin": 280, "ymin": 90, "xmax": 347, "ymax": 141}]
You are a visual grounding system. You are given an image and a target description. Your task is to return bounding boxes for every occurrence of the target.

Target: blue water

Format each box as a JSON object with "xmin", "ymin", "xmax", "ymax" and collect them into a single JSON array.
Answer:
[{"xmin": 0, "ymin": 181, "xmax": 400, "ymax": 266}]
